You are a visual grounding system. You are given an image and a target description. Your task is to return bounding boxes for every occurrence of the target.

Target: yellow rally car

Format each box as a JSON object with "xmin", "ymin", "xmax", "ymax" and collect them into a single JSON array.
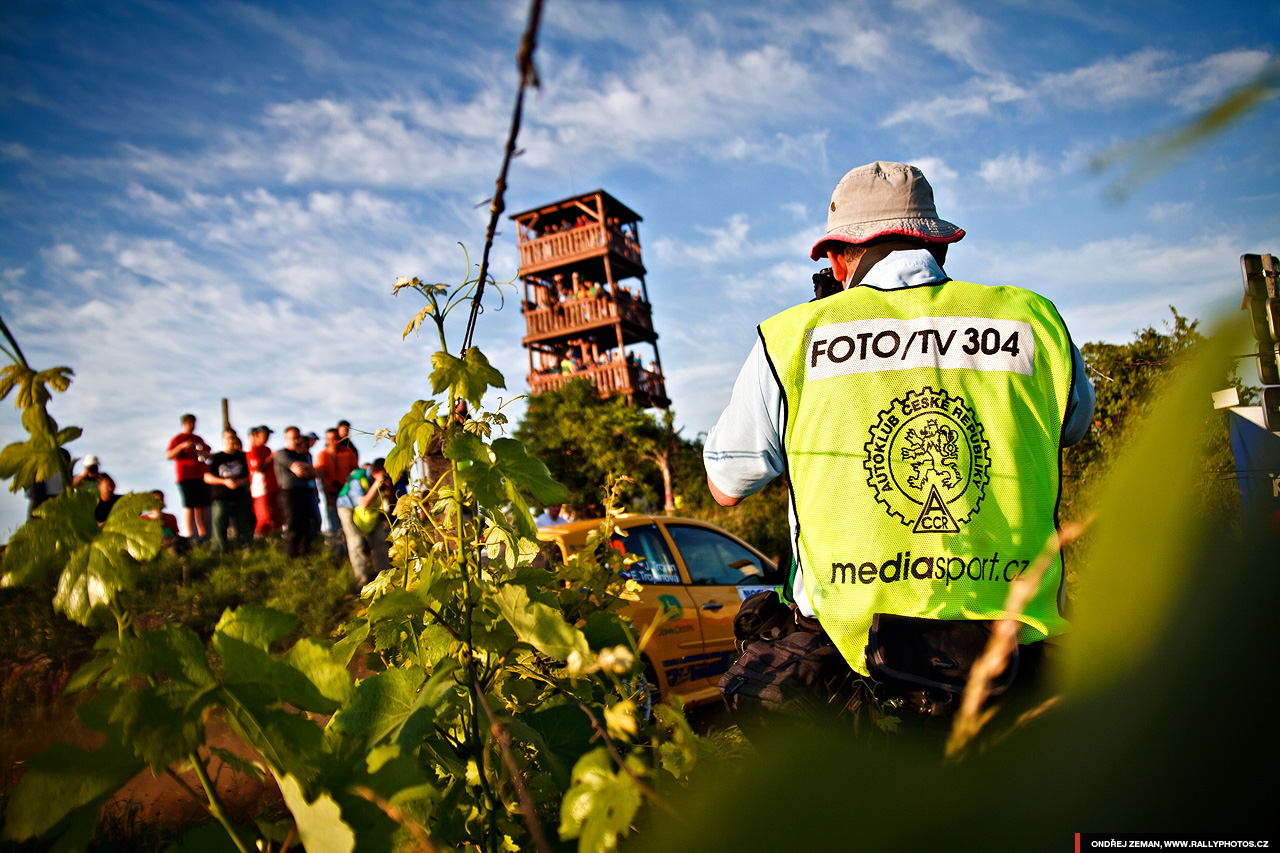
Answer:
[{"xmin": 536, "ymin": 515, "xmax": 783, "ymax": 707}]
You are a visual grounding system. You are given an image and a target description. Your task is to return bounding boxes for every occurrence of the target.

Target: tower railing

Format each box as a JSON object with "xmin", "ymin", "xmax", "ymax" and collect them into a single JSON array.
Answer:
[
  {"xmin": 527, "ymin": 361, "xmax": 666, "ymax": 403},
  {"xmin": 519, "ymin": 222, "xmax": 642, "ymax": 269},
  {"xmin": 522, "ymin": 293, "xmax": 652, "ymax": 338}
]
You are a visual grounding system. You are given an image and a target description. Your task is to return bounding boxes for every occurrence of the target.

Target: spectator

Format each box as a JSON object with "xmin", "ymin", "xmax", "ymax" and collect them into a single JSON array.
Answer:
[
  {"xmin": 26, "ymin": 449, "xmax": 68, "ymax": 517},
  {"xmin": 336, "ymin": 419, "xmax": 360, "ymax": 463},
  {"xmin": 142, "ymin": 489, "xmax": 183, "ymax": 553},
  {"xmin": 534, "ymin": 504, "xmax": 566, "ymax": 527},
  {"xmin": 274, "ymin": 426, "xmax": 317, "ymax": 557},
  {"xmin": 166, "ymin": 414, "xmax": 210, "ymax": 541},
  {"xmin": 93, "ymin": 474, "xmax": 118, "ymax": 525},
  {"xmin": 205, "ymin": 429, "xmax": 253, "ymax": 552},
  {"xmin": 336, "ymin": 458, "xmax": 392, "ymax": 585},
  {"xmin": 304, "ymin": 431, "xmax": 323, "ymax": 537},
  {"xmin": 72, "ymin": 454, "xmax": 102, "ymax": 489},
  {"xmin": 246, "ymin": 425, "xmax": 281, "ymax": 537},
  {"xmin": 316, "ymin": 428, "xmax": 359, "ymax": 536}
]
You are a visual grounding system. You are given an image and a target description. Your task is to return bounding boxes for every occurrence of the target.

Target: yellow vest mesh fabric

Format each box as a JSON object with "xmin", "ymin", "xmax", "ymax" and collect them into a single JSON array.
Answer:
[{"xmin": 758, "ymin": 280, "xmax": 1074, "ymax": 675}]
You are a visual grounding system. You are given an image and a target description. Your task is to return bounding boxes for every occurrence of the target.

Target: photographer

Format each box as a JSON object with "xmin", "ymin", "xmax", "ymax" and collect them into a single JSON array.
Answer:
[
  {"xmin": 707, "ymin": 161, "xmax": 1095, "ymax": 728},
  {"xmin": 335, "ymin": 457, "xmax": 392, "ymax": 585}
]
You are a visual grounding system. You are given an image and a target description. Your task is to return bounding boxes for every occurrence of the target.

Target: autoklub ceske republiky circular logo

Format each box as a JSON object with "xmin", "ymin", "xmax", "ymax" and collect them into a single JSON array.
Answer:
[{"xmin": 863, "ymin": 387, "xmax": 991, "ymax": 533}]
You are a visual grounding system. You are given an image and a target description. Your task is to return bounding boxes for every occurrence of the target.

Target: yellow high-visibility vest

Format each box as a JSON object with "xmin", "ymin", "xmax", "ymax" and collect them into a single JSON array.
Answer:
[{"xmin": 758, "ymin": 280, "xmax": 1075, "ymax": 675}]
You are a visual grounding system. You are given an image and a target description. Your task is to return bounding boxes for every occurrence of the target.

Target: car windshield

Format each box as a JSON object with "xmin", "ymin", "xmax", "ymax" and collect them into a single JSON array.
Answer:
[
  {"xmin": 664, "ymin": 524, "xmax": 766, "ymax": 585},
  {"xmin": 610, "ymin": 524, "xmax": 680, "ymax": 584}
]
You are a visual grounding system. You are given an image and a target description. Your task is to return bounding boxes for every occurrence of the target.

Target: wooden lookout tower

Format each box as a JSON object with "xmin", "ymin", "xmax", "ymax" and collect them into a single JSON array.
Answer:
[{"xmin": 512, "ymin": 190, "xmax": 670, "ymax": 409}]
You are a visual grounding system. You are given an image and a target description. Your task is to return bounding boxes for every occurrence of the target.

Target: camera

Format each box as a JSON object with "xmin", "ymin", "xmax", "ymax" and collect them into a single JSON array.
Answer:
[{"xmin": 812, "ymin": 267, "xmax": 841, "ymax": 301}]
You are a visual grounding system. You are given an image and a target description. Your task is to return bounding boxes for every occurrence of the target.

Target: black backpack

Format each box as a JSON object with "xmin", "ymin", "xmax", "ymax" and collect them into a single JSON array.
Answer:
[{"xmin": 718, "ymin": 591, "xmax": 855, "ymax": 733}]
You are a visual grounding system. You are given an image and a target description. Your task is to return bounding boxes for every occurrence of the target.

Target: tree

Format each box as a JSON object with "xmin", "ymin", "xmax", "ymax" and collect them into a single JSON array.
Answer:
[
  {"xmin": 1062, "ymin": 307, "xmax": 1250, "ymax": 522},
  {"xmin": 515, "ymin": 379, "xmax": 678, "ymax": 515}
]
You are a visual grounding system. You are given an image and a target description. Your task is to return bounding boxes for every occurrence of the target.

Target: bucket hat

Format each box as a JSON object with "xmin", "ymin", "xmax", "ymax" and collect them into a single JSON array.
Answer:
[{"xmin": 810, "ymin": 161, "xmax": 964, "ymax": 260}]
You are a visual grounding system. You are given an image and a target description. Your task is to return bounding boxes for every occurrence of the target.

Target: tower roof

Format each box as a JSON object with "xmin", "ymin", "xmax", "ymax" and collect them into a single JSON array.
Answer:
[{"xmin": 509, "ymin": 189, "xmax": 642, "ymax": 225}]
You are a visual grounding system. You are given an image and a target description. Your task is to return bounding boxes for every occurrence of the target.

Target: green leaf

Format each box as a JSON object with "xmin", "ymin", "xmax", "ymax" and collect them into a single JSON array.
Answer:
[
  {"xmin": 558, "ymin": 747, "xmax": 642, "ymax": 852},
  {"xmin": 2, "ymin": 740, "xmax": 144, "ymax": 841},
  {"xmin": 213, "ymin": 632, "xmax": 343, "ymax": 715},
  {"xmin": 220, "ymin": 686, "xmax": 325, "ymax": 781},
  {"xmin": 65, "ymin": 654, "xmax": 113, "ymax": 693},
  {"xmin": 54, "ymin": 540, "xmax": 136, "ymax": 624},
  {"xmin": 0, "ymin": 489, "xmax": 98, "ymax": 588},
  {"xmin": 331, "ymin": 618, "xmax": 370, "ymax": 669},
  {"xmin": 445, "ymin": 431, "xmax": 505, "ymax": 508},
  {"xmin": 493, "ymin": 584, "xmax": 590, "ymax": 663},
  {"xmin": 109, "ymin": 681, "xmax": 206, "ymax": 772},
  {"xmin": 1062, "ymin": 318, "xmax": 1246, "ymax": 694},
  {"xmin": 283, "ymin": 638, "xmax": 355, "ymax": 707},
  {"xmin": 366, "ymin": 589, "xmax": 426, "ymax": 624},
  {"xmin": 385, "ymin": 400, "xmax": 442, "ymax": 482},
  {"xmin": 99, "ymin": 492, "xmax": 163, "ymax": 562},
  {"xmin": 47, "ymin": 793, "xmax": 110, "ymax": 853},
  {"xmin": 326, "ymin": 668, "xmax": 427, "ymax": 750},
  {"xmin": 109, "ymin": 624, "xmax": 215, "ymax": 688},
  {"xmin": 431, "ymin": 346, "xmax": 504, "ymax": 409},
  {"xmin": 214, "ymin": 604, "xmax": 298, "ymax": 649},
  {"xmin": 583, "ymin": 611, "xmax": 631, "ymax": 653},
  {"xmin": 207, "ymin": 746, "xmax": 265, "ymax": 783},
  {"xmin": 0, "ymin": 407, "xmax": 78, "ymax": 493},
  {"xmin": 276, "ymin": 773, "xmax": 356, "ymax": 853},
  {"xmin": 492, "ymin": 437, "xmax": 569, "ymax": 506},
  {"xmin": 41, "ymin": 494, "xmax": 161, "ymax": 624}
]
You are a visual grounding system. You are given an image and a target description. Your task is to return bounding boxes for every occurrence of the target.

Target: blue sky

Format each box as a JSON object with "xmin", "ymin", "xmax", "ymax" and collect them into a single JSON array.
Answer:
[{"xmin": 1, "ymin": 0, "xmax": 1277, "ymax": 539}]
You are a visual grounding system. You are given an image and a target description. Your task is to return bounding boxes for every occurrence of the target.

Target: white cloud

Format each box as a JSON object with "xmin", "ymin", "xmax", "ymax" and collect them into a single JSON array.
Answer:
[
  {"xmin": 907, "ymin": 156, "xmax": 960, "ymax": 212},
  {"xmin": 711, "ymin": 131, "xmax": 829, "ymax": 170},
  {"xmin": 893, "ymin": 0, "xmax": 990, "ymax": 72},
  {"xmin": 883, "ymin": 46, "xmax": 1270, "ymax": 131},
  {"xmin": 1174, "ymin": 48, "xmax": 1273, "ymax": 108},
  {"xmin": 964, "ymin": 232, "xmax": 1246, "ymax": 342},
  {"xmin": 881, "ymin": 74, "xmax": 1029, "ymax": 128},
  {"xmin": 1146, "ymin": 201, "xmax": 1193, "ymax": 222},
  {"xmin": 652, "ymin": 215, "xmax": 815, "ymax": 267},
  {"xmin": 1041, "ymin": 48, "xmax": 1175, "ymax": 106},
  {"xmin": 535, "ymin": 38, "xmax": 814, "ymax": 163},
  {"xmin": 44, "ymin": 243, "xmax": 82, "ymax": 267},
  {"xmin": 978, "ymin": 152, "xmax": 1049, "ymax": 192},
  {"xmin": 781, "ymin": 201, "xmax": 808, "ymax": 222}
]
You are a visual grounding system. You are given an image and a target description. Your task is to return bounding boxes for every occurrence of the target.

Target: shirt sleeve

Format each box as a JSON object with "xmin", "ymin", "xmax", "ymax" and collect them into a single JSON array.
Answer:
[
  {"xmin": 1062, "ymin": 343, "xmax": 1095, "ymax": 447},
  {"xmin": 703, "ymin": 334, "xmax": 786, "ymax": 499}
]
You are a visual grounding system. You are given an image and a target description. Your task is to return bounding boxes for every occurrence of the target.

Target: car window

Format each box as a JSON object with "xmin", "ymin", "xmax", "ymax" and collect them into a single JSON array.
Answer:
[
  {"xmin": 610, "ymin": 525, "xmax": 680, "ymax": 584},
  {"xmin": 665, "ymin": 524, "xmax": 766, "ymax": 586}
]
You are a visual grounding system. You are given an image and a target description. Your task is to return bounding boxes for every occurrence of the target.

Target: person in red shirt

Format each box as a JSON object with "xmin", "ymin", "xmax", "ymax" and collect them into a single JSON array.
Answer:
[
  {"xmin": 165, "ymin": 413, "xmax": 210, "ymax": 540},
  {"xmin": 315, "ymin": 427, "xmax": 358, "ymax": 536},
  {"xmin": 245, "ymin": 425, "xmax": 282, "ymax": 537}
]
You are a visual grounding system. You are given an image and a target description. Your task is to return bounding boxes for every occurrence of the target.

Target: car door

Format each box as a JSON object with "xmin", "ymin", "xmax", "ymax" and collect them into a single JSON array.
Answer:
[
  {"xmin": 608, "ymin": 524, "xmax": 704, "ymax": 699},
  {"xmin": 662, "ymin": 522, "xmax": 773, "ymax": 690}
]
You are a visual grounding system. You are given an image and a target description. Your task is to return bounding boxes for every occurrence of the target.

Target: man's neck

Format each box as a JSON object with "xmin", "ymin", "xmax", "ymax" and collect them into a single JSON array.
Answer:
[{"xmin": 854, "ymin": 248, "xmax": 946, "ymax": 290}]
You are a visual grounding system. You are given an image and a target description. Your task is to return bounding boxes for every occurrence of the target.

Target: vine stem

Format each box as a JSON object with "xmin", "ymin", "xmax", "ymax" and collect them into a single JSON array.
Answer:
[
  {"xmin": 568, "ymin": 695, "xmax": 683, "ymax": 822},
  {"xmin": 352, "ymin": 786, "xmax": 440, "ymax": 853},
  {"xmin": 189, "ymin": 750, "xmax": 253, "ymax": 853},
  {"xmin": 0, "ymin": 313, "xmax": 30, "ymax": 368},
  {"xmin": 460, "ymin": 0, "xmax": 544, "ymax": 354},
  {"xmin": 474, "ymin": 682, "xmax": 553, "ymax": 853}
]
